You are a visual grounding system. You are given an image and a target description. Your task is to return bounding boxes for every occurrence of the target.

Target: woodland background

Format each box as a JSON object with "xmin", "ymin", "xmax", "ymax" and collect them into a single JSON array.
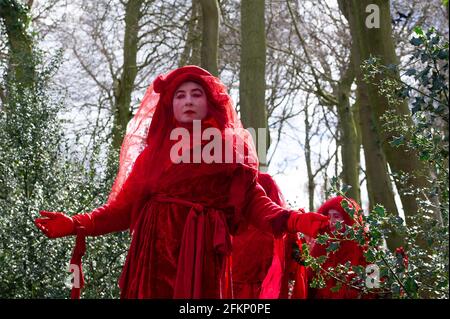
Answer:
[{"xmin": 0, "ymin": 0, "xmax": 448, "ymax": 298}]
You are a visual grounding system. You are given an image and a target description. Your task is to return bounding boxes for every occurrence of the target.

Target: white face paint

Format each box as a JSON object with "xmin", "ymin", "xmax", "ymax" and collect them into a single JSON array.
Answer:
[
  {"xmin": 172, "ymin": 81, "xmax": 208, "ymax": 123},
  {"xmin": 328, "ymin": 209, "xmax": 345, "ymax": 231}
]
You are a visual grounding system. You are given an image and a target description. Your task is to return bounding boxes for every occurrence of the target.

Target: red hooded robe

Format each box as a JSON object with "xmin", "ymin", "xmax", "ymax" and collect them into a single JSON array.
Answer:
[{"xmin": 68, "ymin": 66, "xmax": 296, "ymax": 298}]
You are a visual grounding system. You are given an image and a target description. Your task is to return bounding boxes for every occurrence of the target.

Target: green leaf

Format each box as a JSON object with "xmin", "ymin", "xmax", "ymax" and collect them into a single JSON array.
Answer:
[
  {"xmin": 405, "ymin": 68, "xmax": 417, "ymax": 76},
  {"xmin": 331, "ymin": 176, "xmax": 338, "ymax": 188},
  {"xmin": 364, "ymin": 249, "xmax": 376, "ymax": 263},
  {"xmin": 316, "ymin": 234, "xmax": 328, "ymax": 245},
  {"xmin": 330, "ymin": 282, "xmax": 342, "ymax": 293},
  {"xmin": 419, "ymin": 151, "xmax": 430, "ymax": 161},
  {"xmin": 341, "ymin": 184, "xmax": 352, "ymax": 195},
  {"xmin": 437, "ymin": 49, "xmax": 448, "ymax": 60},
  {"xmin": 390, "ymin": 136, "xmax": 405, "ymax": 147},
  {"xmin": 341, "ymin": 199, "xmax": 349, "ymax": 210},
  {"xmin": 413, "ymin": 26, "xmax": 424, "ymax": 36},
  {"xmin": 404, "ymin": 277, "xmax": 419, "ymax": 295},
  {"xmin": 316, "ymin": 255, "xmax": 327, "ymax": 265},
  {"xmin": 373, "ymin": 205, "xmax": 386, "ymax": 217},
  {"xmin": 326, "ymin": 242, "xmax": 340, "ymax": 253},
  {"xmin": 410, "ymin": 37, "xmax": 423, "ymax": 46},
  {"xmin": 386, "ymin": 64, "xmax": 398, "ymax": 72}
]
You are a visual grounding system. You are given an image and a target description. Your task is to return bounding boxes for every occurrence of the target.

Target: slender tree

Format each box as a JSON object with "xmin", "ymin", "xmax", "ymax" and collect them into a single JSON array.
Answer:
[
  {"xmin": 179, "ymin": 0, "xmax": 201, "ymax": 67},
  {"xmin": 111, "ymin": 0, "xmax": 145, "ymax": 151},
  {"xmin": 0, "ymin": 0, "xmax": 35, "ymax": 94},
  {"xmin": 199, "ymin": 0, "xmax": 219, "ymax": 76},
  {"xmin": 239, "ymin": 0, "xmax": 268, "ymax": 169},
  {"xmin": 338, "ymin": 0, "xmax": 439, "ymax": 224}
]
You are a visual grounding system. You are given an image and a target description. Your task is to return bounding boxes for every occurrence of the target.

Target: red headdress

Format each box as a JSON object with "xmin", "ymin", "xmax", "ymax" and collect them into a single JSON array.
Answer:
[
  {"xmin": 316, "ymin": 195, "xmax": 364, "ymax": 227},
  {"xmin": 107, "ymin": 65, "xmax": 259, "ymax": 231}
]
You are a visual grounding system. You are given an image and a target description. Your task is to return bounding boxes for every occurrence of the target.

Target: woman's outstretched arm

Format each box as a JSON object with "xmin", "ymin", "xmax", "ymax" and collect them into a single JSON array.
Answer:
[
  {"xmin": 35, "ymin": 148, "xmax": 149, "ymax": 238},
  {"xmin": 243, "ymin": 181, "xmax": 329, "ymax": 238}
]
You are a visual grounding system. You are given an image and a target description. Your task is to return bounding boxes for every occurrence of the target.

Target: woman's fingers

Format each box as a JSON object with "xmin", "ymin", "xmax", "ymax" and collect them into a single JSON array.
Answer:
[
  {"xmin": 36, "ymin": 222, "xmax": 49, "ymax": 234},
  {"xmin": 34, "ymin": 218, "xmax": 52, "ymax": 235},
  {"xmin": 35, "ymin": 218, "xmax": 49, "ymax": 225},
  {"xmin": 39, "ymin": 211, "xmax": 57, "ymax": 218}
]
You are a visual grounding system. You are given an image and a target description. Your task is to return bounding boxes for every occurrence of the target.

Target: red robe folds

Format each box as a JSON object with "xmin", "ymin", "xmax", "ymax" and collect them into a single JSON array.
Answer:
[
  {"xmin": 231, "ymin": 172, "xmax": 286, "ymax": 299},
  {"xmin": 74, "ymin": 155, "xmax": 289, "ymax": 298}
]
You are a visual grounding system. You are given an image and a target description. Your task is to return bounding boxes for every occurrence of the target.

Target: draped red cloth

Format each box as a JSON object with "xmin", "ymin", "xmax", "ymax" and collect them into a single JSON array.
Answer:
[
  {"xmin": 69, "ymin": 227, "xmax": 86, "ymax": 299},
  {"xmin": 231, "ymin": 172, "xmax": 286, "ymax": 299},
  {"xmin": 69, "ymin": 66, "xmax": 294, "ymax": 298}
]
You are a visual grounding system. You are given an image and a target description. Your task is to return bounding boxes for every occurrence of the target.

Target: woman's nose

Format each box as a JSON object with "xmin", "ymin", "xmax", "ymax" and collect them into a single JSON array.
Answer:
[{"xmin": 185, "ymin": 95, "xmax": 193, "ymax": 105}]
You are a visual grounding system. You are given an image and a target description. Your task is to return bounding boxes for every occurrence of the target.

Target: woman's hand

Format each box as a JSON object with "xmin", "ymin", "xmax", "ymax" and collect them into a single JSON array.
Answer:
[
  {"xmin": 287, "ymin": 211, "xmax": 329, "ymax": 238},
  {"xmin": 34, "ymin": 211, "xmax": 75, "ymax": 238}
]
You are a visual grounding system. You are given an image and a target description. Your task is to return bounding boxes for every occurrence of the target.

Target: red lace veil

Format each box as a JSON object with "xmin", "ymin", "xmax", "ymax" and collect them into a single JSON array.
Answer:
[{"xmin": 106, "ymin": 65, "xmax": 259, "ymax": 231}]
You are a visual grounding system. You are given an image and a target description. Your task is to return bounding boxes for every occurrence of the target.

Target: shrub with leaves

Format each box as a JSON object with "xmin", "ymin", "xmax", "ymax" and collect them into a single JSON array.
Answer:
[
  {"xmin": 0, "ymin": 46, "xmax": 129, "ymax": 298},
  {"xmin": 297, "ymin": 27, "xmax": 448, "ymax": 299}
]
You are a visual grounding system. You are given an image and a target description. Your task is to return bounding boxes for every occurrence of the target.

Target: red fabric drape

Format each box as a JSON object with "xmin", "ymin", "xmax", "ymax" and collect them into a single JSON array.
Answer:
[{"xmin": 231, "ymin": 172, "xmax": 286, "ymax": 299}]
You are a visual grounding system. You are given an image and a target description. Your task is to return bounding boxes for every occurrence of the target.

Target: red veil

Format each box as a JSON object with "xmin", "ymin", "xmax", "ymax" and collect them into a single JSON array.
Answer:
[{"xmin": 107, "ymin": 66, "xmax": 259, "ymax": 233}]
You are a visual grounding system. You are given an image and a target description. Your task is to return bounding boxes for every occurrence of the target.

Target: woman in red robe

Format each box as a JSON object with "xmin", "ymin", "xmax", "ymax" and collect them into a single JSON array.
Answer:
[{"xmin": 34, "ymin": 66, "xmax": 328, "ymax": 299}]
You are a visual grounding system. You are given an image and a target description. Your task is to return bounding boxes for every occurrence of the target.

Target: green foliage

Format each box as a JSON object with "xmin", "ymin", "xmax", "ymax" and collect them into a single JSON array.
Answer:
[
  {"xmin": 0, "ymin": 46, "xmax": 129, "ymax": 298},
  {"xmin": 297, "ymin": 27, "xmax": 448, "ymax": 299},
  {"xmin": 363, "ymin": 27, "xmax": 448, "ymax": 298}
]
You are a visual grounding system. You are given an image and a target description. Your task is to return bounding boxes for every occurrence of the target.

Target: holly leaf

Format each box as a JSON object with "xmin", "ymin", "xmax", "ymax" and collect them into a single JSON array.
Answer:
[
  {"xmin": 330, "ymin": 282, "xmax": 342, "ymax": 293},
  {"xmin": 373, "ymin": 205, "xmax": 386, "ymax": 217},
  {"xmin": 405, "ymin": 68, "xmax": 417, "ymax": 76},
  {"xmin": 413, "ymin": 26, "xmax": 424, "ymax": 36},
  {"xmin": 410, "ymin": 37, "xmax": 423, "ymax": 46},
  {"xmin": 390, "ymin": 136, "xmax": 405, "ymax": 147},
  {"xmin": 341, "ymin": 184, "xmax": 352, "ymax": 195},
  {"xmin": 326, "ymin": 242, "xmax": 340, "ymax": 253}
]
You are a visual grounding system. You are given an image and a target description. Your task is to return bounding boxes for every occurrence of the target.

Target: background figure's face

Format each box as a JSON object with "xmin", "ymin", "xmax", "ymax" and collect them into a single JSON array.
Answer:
[
  {"xmin": 328, "ymin": 209, "xmax": 345, "ymax": 232},
  {"xmin": 172, "ymin": 81, "xmax": 208, "ymax": 123}
]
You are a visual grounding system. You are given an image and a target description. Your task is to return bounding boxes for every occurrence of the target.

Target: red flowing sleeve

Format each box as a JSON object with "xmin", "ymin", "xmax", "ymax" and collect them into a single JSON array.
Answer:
[
  {"xmin": 71, "ymin": 148, "xmax": 148, "ymax": 236},
  {"xmin": 243, "ymin": 181, "xmax": 291, "ymax": 237}
]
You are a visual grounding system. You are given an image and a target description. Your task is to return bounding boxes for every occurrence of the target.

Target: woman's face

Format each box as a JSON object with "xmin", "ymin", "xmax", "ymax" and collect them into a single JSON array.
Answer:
[
  {"xmin": 172, "ymin": 81, "xmax": 209, "ymax": 123},
  {"xmin": 328, "ymin": 209, "xmax": 345, "ymax": 231}
]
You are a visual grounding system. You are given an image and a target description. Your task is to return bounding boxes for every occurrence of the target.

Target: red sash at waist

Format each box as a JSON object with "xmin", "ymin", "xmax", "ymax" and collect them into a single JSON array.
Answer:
[{"xmin": 152, "ymin": 193, "xmax": 232, "ymax": 298}]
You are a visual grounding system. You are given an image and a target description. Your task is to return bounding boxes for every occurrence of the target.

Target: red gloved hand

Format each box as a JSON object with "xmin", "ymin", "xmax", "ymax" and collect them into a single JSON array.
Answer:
[
  {"xmin": 34, "ymin": 211, "xmax": 75, "ymax": 238},
  {"xmin": 287, "ymin": 211, "xmax": 329, "ymax": 238}
]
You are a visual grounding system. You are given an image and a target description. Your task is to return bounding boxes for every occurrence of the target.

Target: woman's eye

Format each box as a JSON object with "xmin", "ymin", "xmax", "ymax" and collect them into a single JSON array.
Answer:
[{"xmin": 176, "ymin": 94, "xmax": 185, "ymax": 99}]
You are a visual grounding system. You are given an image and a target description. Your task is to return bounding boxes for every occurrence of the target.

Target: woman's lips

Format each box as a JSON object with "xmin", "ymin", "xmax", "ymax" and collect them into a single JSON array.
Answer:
[{"xmin": 184, "ymin": 110, "xmax": 196, "ymax": 114}]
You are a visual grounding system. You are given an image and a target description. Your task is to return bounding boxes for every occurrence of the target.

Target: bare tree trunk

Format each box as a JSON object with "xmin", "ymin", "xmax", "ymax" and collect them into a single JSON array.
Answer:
[
  {"xmin": 304, "ymin": 99, "xmax": 315, "ymax": 211},
  {"xmin": 240, "ymin": 0, "xmax": 268, "ymax": 166},
  {"xmin": 357, "ymin": 82, "xmax": 404, "ymax": 250},
  {"xmin": 0, "ymin": 0, "xmax": 35, "ymax": 95},
  {"xmin": 338, "ymin": 0, "xmax": 439, "ymax": 225},
  {"xmin": 111, "ymin": 0, "xmax": 144, "ymax": 152},
  {"xmin": 334, "ymin": 55, "xmax": 360, "ymax": 202},
  {"xmin": 179, "ymin": 0, "xmax": 201, "ymax": 67},
  {"xmin": 199, "ymin": 0, "xmax": 219, "ymax": 76}
]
